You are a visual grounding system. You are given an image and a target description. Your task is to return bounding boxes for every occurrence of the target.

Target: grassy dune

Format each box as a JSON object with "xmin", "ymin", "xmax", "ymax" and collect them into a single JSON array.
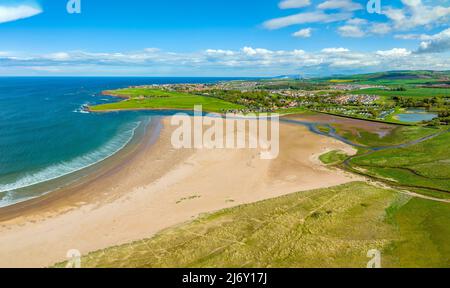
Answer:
[
  {"xmin": 90, "ymin": 88, "xmax": 244, "ymax": 113},
  {"xmin": 319, "ymin": 150, "xmax": 348, "ymax": 165},
  {"xmin": 55, "ymin": 182, "xmax": 450, "ymax": 268}
]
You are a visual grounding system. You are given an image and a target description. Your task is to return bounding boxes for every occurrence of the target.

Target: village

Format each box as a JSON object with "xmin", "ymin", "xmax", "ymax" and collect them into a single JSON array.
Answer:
[{"xmin": 126, "ymin": 81, "xmax": 393, "ymax": 120}]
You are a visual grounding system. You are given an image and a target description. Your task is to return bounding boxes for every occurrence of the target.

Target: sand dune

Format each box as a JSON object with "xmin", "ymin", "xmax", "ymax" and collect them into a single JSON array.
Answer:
[{"xmin": 0, "ymin": 117, "xmax": 360, "ymax": 267}]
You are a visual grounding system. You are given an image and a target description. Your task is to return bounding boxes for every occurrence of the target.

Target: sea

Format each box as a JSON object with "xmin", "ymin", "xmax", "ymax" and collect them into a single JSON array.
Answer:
[{"xmin": 0, "ymin": 77, "xmax": 244, "ymax": 207}]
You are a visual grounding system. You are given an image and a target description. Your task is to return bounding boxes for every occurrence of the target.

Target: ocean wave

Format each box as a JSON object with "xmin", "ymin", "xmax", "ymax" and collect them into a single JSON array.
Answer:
[
  {"xmin": 0, "ymin": 121, "xmax": 142, "ymax": 195},
  {"xmin": 72, "ymin": 104, "xmax": 90, "ymax": 114},
  {"xmin": 72, "ymin": 108, "xmax": 89, "ymax": 114}
]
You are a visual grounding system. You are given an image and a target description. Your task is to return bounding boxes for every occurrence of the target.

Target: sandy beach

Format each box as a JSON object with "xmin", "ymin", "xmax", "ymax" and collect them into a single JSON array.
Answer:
[{"xmin": 0, "ymin": 116, "xmax": 360, "ymax": 268}]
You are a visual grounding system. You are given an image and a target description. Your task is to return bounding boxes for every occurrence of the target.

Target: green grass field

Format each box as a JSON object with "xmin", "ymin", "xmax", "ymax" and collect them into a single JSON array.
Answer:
[
  {"xmin": 351, "ymin": 88, "xmax": 449, "ymax": 99},
  {"xmin": 319, "ymin": 150, "xmax": 348, "ymax": 165},
  {"xmin": 276, "ymin": 107, "xmax": 308, "ymax": 115},
  {"xmin": 334, "ymin": 125, "xmax": 437, "ymax": 147},
  {"xmin": 55, "ymin": 182, "xmax": 450, "ymax": 268},
  {"xmin": 324, "ymin": 71, "xmax": 450, "ymax": 87},
  {"xmin": 383, "ymin": 196, "xmax": 450, "ymax": 267},
  {"xmin": 90, "ymin": 88, "xmax": 244, "ymax": 113},
  {"xmin": 349, "ymin": 132, "xmax": 450, "ymax": 195}
]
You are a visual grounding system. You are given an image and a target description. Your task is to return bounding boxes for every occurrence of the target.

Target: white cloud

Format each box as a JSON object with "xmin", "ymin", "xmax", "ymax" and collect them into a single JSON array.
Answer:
[
  {"xmin": 337, "ymin": 18, "xmax": 371, "ymax": 38},
  {"xmin": 0, "ymin": 4, "xmax": 42, "ymax": 24},
  {"xmin": 279, "ymin": 0, "xmax": 311, "ymax": 9},
  {"xmin": 265, "ymin": 0, "xmax": 450, "ymax": 43},
  {"xmin": 264, "ymin": 11, "xmax": 350, "ymax": 30},
  {"xmin": 370, "ymin": 23, "xmax": 392, "ymax": 35},
  {"xmin": 395, "ymin": 33, "xmax": 432, "ymax": 40},
  {"xmin": 337, "ymin": 18, "xmax": 392, "ymax": 38},
  {"xmin": 346, "ymin": 18, "xmax": 367, "ymax": 25},
  {"xmin": 45, "ymin": 52, "xmax": 72, "ymax": 61},
  {"xmin": 321, "ymin": 47, "xmax": 350, "ymax": 53},
  {"xmin": 330, "ymin": 59, "xmax": 367, "ymax": 67},
  {"xmin": 318, "ymin": 0, "xmax": 363, "ymax": 12},
  {"xmin": 293, "ymin": 28, "xmax": 312, "ymax": 38},
  {"xmin": 205, "ymin": 49, "xmax": 235, "ymax": 56},
  {"xmin": 1, "ymin": 47, "xmax": 450, "ymax": 76},
  {"xmin": 416, "ymin": 28, "xmax": 450, "ymax": 53},
  {"xmin": 143, "ymin": 48, "xmax": 160, "ymax": 53},
  {"xmin": 376, "ymin": 48, "xmax": 412, "ymax": 57},
  {"xmin": 402, "ymin": 0, "xmax": 421, "ymax": 7},
  {"xmin": 242, "ymin": 47, "xmax": 273, "ymax": 56},
  {"xmin": 384, "ymin": 0, "xmax": 450, "ymax": 30},
  {"xmin": 338, "ymin": 25, "xmax": 365, "ymax": 37}
]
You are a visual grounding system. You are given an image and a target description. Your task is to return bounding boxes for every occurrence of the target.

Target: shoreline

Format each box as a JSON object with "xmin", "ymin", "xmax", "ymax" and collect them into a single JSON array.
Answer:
[
  {"xmin": 0, "ymin": 117, "xmax": 361, "ymax": 267},
  {"xmin": 0, "ymin": 119, "xmax": 152, "ymax": 209},
  {"xmin": 0, "ymin": 117, "xmax": 162, "ymax": 221}
]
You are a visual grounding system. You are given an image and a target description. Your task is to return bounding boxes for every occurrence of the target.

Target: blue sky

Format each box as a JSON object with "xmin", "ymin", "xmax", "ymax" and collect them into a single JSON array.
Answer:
[{"xmin": 0, "ymin": 0, "xmax": 449, "ymax": 76}]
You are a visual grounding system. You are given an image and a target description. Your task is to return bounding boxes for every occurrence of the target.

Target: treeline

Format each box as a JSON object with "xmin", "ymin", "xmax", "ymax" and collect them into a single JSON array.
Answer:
[
  {"xmin": 436, "ymin": 110, "xmax": 450, "ymax": 125},
  {"xmin": 390, "ymin": 87, "xmax": 407, "ymax": 91},
  {"xmin": 393, "ymin": 96, "xmax": 447, "ymax": 108}
]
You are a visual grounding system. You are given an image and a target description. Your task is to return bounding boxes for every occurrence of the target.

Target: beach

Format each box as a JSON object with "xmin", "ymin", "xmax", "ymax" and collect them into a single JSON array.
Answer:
[{"xmin": 0, "ymin": 116, "xmax": 360, "ymax": 268}]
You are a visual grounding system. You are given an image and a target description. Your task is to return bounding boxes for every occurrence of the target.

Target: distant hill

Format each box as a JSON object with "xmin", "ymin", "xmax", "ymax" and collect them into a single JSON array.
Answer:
[
  {"xmin": 319, "ymin": 70, "xmax": 450, "ymax": 86},
  {"xmin": 271, "ymin": 74, "xmax": 302, "ymax": 80}
]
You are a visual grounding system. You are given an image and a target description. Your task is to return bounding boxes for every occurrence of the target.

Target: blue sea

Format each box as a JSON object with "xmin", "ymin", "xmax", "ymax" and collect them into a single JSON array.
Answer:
[{"xmin": 0, "ymin": 77, "xmax": 242, "ymax": 207}]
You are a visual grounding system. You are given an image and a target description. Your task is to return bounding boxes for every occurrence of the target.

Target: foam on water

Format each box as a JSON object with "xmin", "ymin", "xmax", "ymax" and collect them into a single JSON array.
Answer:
[
  {"xmin": 72, "ymin": 104, "xmax": 90, "ymax": 114},
  {"xmin": 0, "ymin": 121, "xmax": 141, "ymax": 200}
]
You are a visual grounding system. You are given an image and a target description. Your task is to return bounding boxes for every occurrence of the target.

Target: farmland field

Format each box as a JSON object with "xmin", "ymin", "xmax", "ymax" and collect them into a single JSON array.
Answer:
[
  {"xmin": 90, "ymin": 88, "xmax": 244, "ymax": 113},
  {"xmin": 351, "ymin": 88, "xmax": 449, "ymax": 99}
]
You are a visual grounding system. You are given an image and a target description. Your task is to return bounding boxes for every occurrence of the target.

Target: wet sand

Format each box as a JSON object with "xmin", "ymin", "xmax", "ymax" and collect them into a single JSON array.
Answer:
[
  {"xmin": 286, "ymin": 113, "xmax": 396, "ymax": 137},
  {"xmin": 0, "ymin": 116, "xmax": 360, "ymax": 267}
]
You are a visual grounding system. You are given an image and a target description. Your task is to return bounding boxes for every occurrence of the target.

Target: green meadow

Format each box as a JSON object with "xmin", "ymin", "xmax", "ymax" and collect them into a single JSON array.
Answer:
[
  {"xmin": 333, "ymin": 125, "xmax": 437, "ymax": 147},
  {"xmin": 383, "ymin": 196, "xmax": 450, "ymax": 267},
  {"xmin": 319, "ymin": 150, "xmax": 348, "ymax": 165},
  {"xmin": 351, "ymin": 88, "xmax": 449, "ymax": 99},
  {"xmin": 326, "ymin": 70, "xmax": 450, "ymax": 87},
  {"xmin": 55, "ymin": 182, "xmax": 450, "ymax": 268},
  {"xmin": 313, "ymin": 121, "xmax": 450, "ymax": 198},
  {"xmin": 90, "ymin": 88, "xmax": 244, "ymax": 113},
  {"xmin": 348, "ymin": 131, "xmax": 450, "ymax": 196}
]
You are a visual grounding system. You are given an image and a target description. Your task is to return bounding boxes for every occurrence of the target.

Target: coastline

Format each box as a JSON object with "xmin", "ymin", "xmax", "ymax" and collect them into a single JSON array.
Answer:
[
  {"xmin": 0, "ymin": 119, "xmax": 152, "ymax": 209},
  {"xmin": 0, "ymin": 117, "xmax": 361, "ymax": 267},
  {"xmin": 0, "ymin": 117, "xmax": 162, "ymax": 221}
]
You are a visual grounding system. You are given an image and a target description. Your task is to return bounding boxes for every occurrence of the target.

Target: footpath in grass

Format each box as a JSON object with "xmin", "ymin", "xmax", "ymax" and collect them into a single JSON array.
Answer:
[{"xmin": 55, "ymin": 182, "xmax": 450, "ymax": 268}]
